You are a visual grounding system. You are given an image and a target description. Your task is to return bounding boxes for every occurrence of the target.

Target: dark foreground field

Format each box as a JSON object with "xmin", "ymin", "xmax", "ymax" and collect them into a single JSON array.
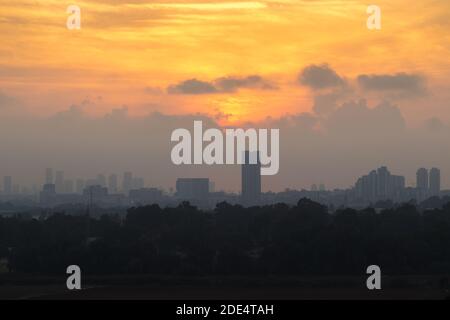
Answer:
[{"xmin": 0, "ymin": 275, "xmax": 449, "ymax": 300}]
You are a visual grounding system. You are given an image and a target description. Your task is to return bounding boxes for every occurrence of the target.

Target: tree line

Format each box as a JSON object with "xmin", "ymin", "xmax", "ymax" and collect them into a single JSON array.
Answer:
[{"xmin": 1, "ymin": 198, "xmax": 450, "ymax": 276}]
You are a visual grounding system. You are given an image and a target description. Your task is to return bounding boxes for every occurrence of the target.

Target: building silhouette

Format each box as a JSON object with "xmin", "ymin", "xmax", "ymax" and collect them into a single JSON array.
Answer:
[
  {"xmin": 122, "ymin": 172, "xmax": 133, "ymax": 195},
  {"xmin": 354, "ymin": 166, "xmax": 405, "ymax": 203},
  {"xmin": 416, "ymin": 168, "xmax": 429, "ymax": 201},
  {"xmin": 129, "ymin": 188, "xmax": 163, "ymax": 205},
  {"xmin": 241, "ymin": 151, "xmax": 261, "ymax": 206},
  {"xmin": 40, "ymin": 183, "xmax": 56, "ymax": 205},
  {"xmin": 429, "ymin": 167, "xmax": 441, "ymax": 196},
  {"xmin": 416, "ymin": 168, "xmax": 429, "ymax": 190},
  {"xmin": 3, "ymin": 176, "xmax": 12, "ymax": 195},
  {"xmin": 176, "ymin": 178, "xmax": 209, "ymax": 201}
]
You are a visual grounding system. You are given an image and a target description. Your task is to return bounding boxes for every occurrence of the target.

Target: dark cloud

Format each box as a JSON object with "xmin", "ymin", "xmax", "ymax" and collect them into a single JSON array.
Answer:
[
  {"xmin": 312, "ymin": 92, "xmax": 340, "ymax": 115},
  {"xmin": 298, "ymin": 64, "xmax": 346, "ymax": 89},
  {"xmin": 215, "ymin": 75, "xmax": 277, "ymax": 92},
  {"xmin": 326, "ymin": 99, "xmax": 406, "ymax": 136},
  {"xmin": 167, "ymin": 79, "xmax": 217, "ymax": 95},
  {"xmin": 167, "ymin": 75, "xmax": 276, "ymax": 95},
  {"xmin": 357, "ymin": 73, "xmax": 427, "ymax": 96}
]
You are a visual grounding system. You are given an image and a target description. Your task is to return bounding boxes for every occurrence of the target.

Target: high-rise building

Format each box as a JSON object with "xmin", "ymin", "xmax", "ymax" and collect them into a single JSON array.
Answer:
[
  {"xmin": 129, "ymin": 188, "xmax": 163, "ymax": 205},
  {"xmin": 354, "ymin": 167, "xmax": 405, "ymax": 202},
  {"xmin": 429, "ymin": 167, "xmax": 441, "ymax": 196},
  {"xmin": 83, "ymin": 185, "xmax": 108, "ymax": 198},
  {"xmin": 416, "ymin": 167, "xmax": 429, "ymax": 201},
  {"xmin": 176, "ymin": 178, "xmax": 209, "ymax": 200},
  {"xmin": 122, "ymin": 172, "xmax": 133, "ymax": 195},
  {"xmin": 108, "ymin": 174, "xmax": 118, "ymax": 193},
  {"xmin": 416, "ymin": 168, "xmax": 428, "ymax": 190},
  {"xmin": 55, "ymin": 170, "xmax": 64, "ymax": 193},
  {"xmin": 45, "ymin": 168, "xmax": 54, "ymax": 184},
  {"xmin": 3, "ymin": 176, "xmax": 12, "ymax": 194},
  {"xmin": 377, "ymin": 166, "xmax": 389, "ymax": 199},
  {"xmin": 40, "ymin": 183, "xmax": 56, "ymax": 205},
  {"xmin": 241, "ymin": 151, "xmax": 261, "ymax": 206}
]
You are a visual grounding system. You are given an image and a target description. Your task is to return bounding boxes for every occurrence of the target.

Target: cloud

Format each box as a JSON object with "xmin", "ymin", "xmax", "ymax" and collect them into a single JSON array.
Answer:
[
  {"xmin": 357, "ymin": 73, "xmax": 427, "ymax": 96},
  {"xmin": 0, "ymin": 100, "xmax": 449, "ymax": 192},
  {"xmin": 167, "ymin": 75, "xmax": 275, "ymax": 95},
  {"xmin": 167, "ymin": 79, "xmax": 218, "ymax": 94},
  {"xmin": 326, "ymin": 99, "xmax": 406, "ymax": 136},
  {"xmin": 312, "ymin": 92, "xmax": 340, "ymax": 115},
  {"xmin": 298, "ymin": 64, "xmax": 346, "ymax": 89},
  {"xmin": 215, "ymin": 75, "xmax": 277, "ymax": 92}
]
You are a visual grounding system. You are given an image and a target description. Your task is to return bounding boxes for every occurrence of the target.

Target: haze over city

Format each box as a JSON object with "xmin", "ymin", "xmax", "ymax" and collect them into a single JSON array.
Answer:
[{"xmin": 1, "ymin": 0, "xmax": 450, "ymax": 192}]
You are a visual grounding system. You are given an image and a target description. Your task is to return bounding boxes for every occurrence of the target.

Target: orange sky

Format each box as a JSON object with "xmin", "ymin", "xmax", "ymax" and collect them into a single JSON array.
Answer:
[{"xmin": 1, "ymin": 0, "xmax": 449, "ymax": 125}]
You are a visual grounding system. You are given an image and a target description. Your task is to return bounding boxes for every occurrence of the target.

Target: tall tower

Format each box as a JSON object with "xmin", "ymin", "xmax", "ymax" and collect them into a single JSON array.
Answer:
[
  {"xmin": 429, "ymin": 168, "xmax": 441, "ymax": 196},
  {"xmin": 122, "ymin": 171, "xmax": 133, "ymax": 195},
  {"xmin": 3, "ymin": 176, "xmax": 12, "ymax": 195},
  {"xmin": 416, "ymin": 168, "xmax": 429, "ymax": 201},
  {"xmin": 416, "ymin": 168, "xmax": 428, "ymax": 190},
  {"xmin": 241, "ymin": 151, "xmax": 261, "ymax": 206}
]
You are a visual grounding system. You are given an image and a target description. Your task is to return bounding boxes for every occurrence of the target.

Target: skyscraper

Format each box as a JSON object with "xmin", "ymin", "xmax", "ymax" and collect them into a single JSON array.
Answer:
[
  {"xmin": 416, "ymin": 168, "xmax": 429, "ymax": 190},
  {"xmin": 3, "ymin": 176, "xmax": 12, "ymax": 195},
  {"xmin": 241, "ymin": 151, "xmax": 261, "ymax": 206},
  {"xmin": 377, "ymin": 166, "xmax": 389, "ymax": 199},
  {"xmin": 45, "ymin": 168, "xmax": 54, "ymax": 184},
  {"xmin": 354, "ymin": 167, "xmax": 405, "ymax": 202},
  {"xmin": 122, "ymin": 171, "xmax": 133, "ymax": 195},
  {"xmin": 429, "ymin": 167, "xmax": 441, "ymax": 196},
  {"xmin": 176, "ymin": 178, "xmax": 209, "ymax": 200},
  {"xmin": 416, "ymin": 167, "xmax": 429, "ymax": 201}
]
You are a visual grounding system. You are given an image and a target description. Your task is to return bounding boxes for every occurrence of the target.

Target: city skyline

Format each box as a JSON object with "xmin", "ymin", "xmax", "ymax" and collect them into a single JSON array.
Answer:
[
  {"xmin": 0, "ymin": 1, "xmax": 449, "ymax": 192},
  {"xmin": 0, "ymin": 164, "xmax": 447, "ymax": 195},
  {"xmin": 0, "ymin": 164, "xmax": 447, "ymax": 212}
]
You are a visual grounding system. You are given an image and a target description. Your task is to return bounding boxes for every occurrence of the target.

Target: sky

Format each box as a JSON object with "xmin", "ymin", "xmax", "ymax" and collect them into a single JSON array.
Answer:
[{"xmin": 0, "ymin": 0, "xmax": 449, "ymax": 191}]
